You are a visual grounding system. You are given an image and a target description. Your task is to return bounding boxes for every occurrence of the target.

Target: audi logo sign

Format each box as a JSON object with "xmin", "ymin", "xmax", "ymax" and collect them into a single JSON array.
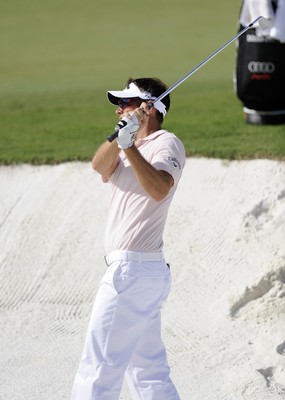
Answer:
[{"xmin": 248, "ymin": 61, "xmax": 275, "ymax": 73}]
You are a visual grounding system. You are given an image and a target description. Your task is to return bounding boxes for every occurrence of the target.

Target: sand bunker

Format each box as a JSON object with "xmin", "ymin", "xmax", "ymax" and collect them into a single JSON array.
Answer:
[{"xmin": 0, "ymin": 158, "xmax": 285, "ymax": 399}]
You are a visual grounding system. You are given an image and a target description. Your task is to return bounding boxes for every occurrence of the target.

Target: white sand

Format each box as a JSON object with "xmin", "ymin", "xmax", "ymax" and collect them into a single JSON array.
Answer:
[{"xmin": 0, "ymin": 158, "xmax": 285, "ymax": 399}]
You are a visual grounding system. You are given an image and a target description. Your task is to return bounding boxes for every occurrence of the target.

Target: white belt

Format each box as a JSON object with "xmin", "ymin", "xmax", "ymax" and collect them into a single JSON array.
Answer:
[{"xmin": 104, "ymin": 250, "xmax": 164, "ymax": 266}]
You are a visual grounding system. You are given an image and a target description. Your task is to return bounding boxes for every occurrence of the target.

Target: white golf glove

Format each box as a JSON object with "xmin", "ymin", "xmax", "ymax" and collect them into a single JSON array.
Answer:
[{"xmin": 117, "ymin": 112, "xmax": 140, "ymax": 149}]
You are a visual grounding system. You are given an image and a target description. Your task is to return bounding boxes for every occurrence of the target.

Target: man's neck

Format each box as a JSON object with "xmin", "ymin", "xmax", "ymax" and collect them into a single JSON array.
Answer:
[{"xmin": 136, "ymin": 120, "xmax": 162, "ymax": 139}]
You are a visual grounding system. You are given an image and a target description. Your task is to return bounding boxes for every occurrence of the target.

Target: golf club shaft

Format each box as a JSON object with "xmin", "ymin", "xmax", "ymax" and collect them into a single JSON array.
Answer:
[
  {"xmin": 153, "ymin": 16, "xmax": 263, "ymax": 105},
  {"xmin": 107, "ymin": 16, "xmax": 264, "ymax": 143}
]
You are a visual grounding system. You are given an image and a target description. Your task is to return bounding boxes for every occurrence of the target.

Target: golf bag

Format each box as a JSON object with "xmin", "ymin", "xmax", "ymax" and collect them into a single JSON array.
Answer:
[{"xmin": 235, "ymin": 0, "xmax": 285, "ymax": 124}]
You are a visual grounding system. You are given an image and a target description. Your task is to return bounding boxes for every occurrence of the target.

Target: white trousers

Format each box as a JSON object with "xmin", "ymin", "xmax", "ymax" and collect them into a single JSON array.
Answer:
[{"xmin": 71, "ymin": 258, "xmax": 180, "ymax": 400}]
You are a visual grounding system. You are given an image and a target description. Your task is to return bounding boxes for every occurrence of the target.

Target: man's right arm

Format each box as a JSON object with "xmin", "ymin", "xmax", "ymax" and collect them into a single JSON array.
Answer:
[{"xmin": 91, "ymin": 140, "xmax": 120, "ymax": 180}]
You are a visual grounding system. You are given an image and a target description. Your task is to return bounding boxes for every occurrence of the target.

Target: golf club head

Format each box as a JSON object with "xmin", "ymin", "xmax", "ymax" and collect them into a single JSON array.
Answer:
[{"xmin": 257, "ymin": 16, "xmax": 273, "ymax": 31}]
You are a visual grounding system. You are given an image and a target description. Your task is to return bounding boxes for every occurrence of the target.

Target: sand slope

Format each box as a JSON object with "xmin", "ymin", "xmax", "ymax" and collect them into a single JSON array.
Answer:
[{"xmin": 0, "ymin": 159, "xmax": 285, "ymax": 399}]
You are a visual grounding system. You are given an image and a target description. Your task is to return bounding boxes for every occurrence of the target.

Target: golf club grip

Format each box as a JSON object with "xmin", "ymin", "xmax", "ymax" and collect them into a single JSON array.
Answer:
[
  {"xmin": 107, "ymin": 130, "xmax": 119, "ymax": 142},
  {"xmin": 107, "ymin": 118, "xmax": 128, "ymax": 142}
]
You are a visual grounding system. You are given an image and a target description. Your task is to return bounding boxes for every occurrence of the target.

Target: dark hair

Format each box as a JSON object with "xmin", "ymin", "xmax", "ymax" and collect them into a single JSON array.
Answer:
[{"xmin": 126, "ymin": 77, "xmax": 170, "ymax": 123}]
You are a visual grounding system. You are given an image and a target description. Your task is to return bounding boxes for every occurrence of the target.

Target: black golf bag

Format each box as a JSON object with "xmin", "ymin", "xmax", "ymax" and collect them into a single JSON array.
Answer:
[{"xmin": 235, "ymin": 1, "xmax": 285, "ymax": 124}]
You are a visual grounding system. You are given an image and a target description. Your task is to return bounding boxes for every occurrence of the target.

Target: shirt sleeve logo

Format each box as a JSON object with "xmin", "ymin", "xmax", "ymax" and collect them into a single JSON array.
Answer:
[{"xmin": 168, "ymin": 156, "xmax": 181, "ymax": 169}]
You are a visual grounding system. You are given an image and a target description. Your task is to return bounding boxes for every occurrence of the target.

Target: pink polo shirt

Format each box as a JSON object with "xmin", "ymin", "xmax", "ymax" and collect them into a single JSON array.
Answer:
[{"xmin": 104, "ymin": 130, "xmax": 185, "ymax": 253}]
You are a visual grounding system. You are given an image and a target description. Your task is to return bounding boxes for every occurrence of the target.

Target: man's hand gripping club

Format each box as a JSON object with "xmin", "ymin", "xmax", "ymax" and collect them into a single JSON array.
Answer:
[
  {"xmin": 116, "ymin": 103, "xmax": 152, "ymax": 149},
  {"xmin": 117, "ymin": 112, "xmax": 141, "ymax": 149}
]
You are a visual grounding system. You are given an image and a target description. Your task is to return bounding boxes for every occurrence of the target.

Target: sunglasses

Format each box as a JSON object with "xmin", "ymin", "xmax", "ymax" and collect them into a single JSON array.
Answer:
[
  {"xmin": 118, "ymin": 98, "xmax": 131, "ymax": 108},
  {"xmin": 118, "ymin": 98, "xmax": 144, "ymax": 109}
]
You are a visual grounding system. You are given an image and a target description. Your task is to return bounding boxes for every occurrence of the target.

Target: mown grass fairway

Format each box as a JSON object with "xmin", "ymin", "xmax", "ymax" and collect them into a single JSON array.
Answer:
[{"xmin": 0, "ymin": 0, "xmax": 284, "ymax": 164}]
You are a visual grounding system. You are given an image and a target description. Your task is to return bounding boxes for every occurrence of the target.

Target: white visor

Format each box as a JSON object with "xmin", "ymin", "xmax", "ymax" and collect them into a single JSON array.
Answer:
[{"xmin": 107, "ymin": 82, "xmax": 167, "ymax": 116}]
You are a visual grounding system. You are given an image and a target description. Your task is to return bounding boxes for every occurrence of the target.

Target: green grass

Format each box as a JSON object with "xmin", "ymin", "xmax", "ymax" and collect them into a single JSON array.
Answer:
[{"xmin": 0, "ymin": 0, "xmax": 284, "ymax": 164}]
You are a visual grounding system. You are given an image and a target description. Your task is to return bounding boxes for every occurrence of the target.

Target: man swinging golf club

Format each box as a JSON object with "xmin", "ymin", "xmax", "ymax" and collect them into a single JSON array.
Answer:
[
  {"xmin": 70, "ymin": 16, "xmax": 271, "ymax": 400},
  {"xmin": 70, "ymin": 77, "xmax": 185, "ymax": 400}
]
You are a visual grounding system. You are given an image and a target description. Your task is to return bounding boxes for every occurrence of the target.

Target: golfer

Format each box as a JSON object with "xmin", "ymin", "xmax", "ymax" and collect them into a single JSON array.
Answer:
[{"xmin": 71, "ymin": 77, "xmax": 185, "ymax": 399}]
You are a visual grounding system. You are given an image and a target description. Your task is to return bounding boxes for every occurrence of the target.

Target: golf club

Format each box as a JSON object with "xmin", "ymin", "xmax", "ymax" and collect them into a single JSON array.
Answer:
[{"xmin": 107, "ymin": 16, "xmax": 272, "ymax": 143}]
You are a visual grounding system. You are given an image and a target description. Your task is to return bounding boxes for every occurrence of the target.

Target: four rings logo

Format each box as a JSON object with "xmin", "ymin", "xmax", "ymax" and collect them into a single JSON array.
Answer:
[{"xmin": 248, "ymin": 61, "xmax": 275, "ymax": 74}]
